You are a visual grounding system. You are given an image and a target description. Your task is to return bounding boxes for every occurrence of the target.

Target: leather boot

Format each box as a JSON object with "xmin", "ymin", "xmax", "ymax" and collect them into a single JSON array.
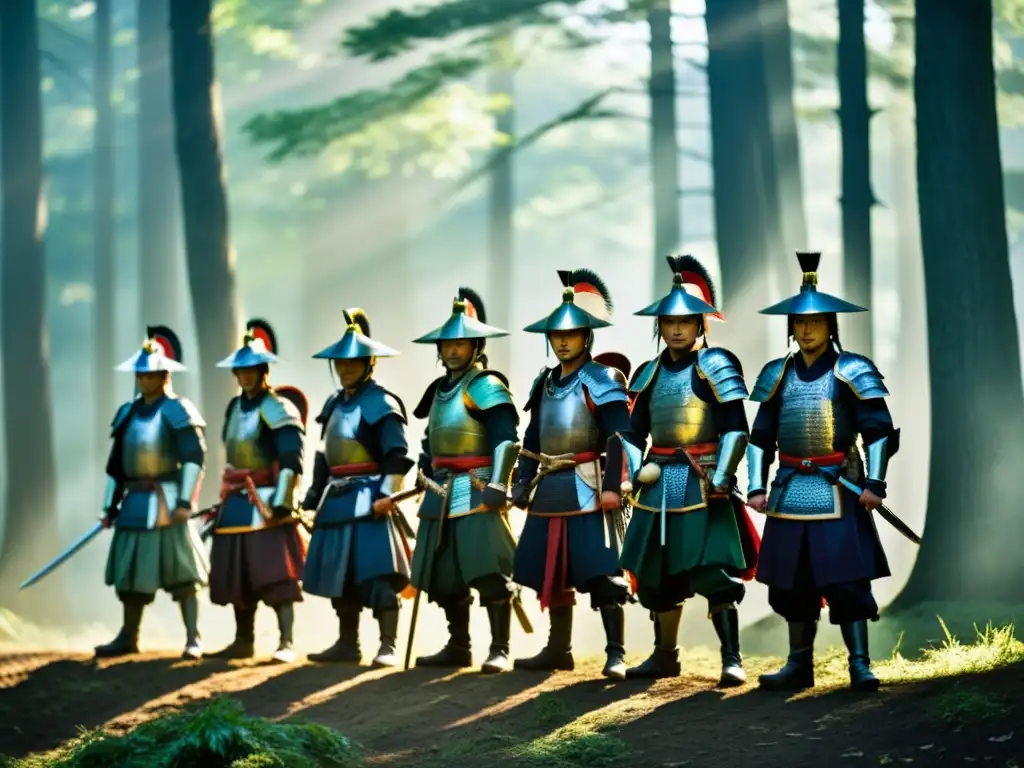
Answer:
[
  {"xmin": 208, "ymin": 606, "xmax": 256, "ymax": 659},
  {"xmin": 481, "ymin": 601, "xmax": 512, "ymax": 674},
  {"xmin": 308, "ymin": 600, "xmax": 361, "ymax": 663},
  {"xmin": 415, "ymin": 601, "xmax": 473, "ymax": 668},
  {"xmin": 272, "ymin": 603, "xmax": 296, "ymax": 663},
  {"xmin": 758, "ymin": 620, "xmax": 817, "ymax": 691},
  {"xmin": 372, "ymin": 608, "xmax": 400, "ymax": 668},
  {"xmin": 711, "ymin": 607, "xmax": 744, "ymax": 687},
  {"xmin": 841, "ymin": 620, "xmax": 879, "ymax": 692},
  {"xmin": 626, "ymin": 607, "xmax": 682, "ymax": 679},
  {"xmin": 600, "ymin": 605, "xmax": 627, "ymax": 680},
  {"xmin": 179, "ymin": 594, "xmax": 202, "ymax": 660},
  {"xmin": 514, "ymin": 604, "xmax": 574, "ymax": 671},
  {"xmin": 94, "ymin": 594, "xmax": 145, "ymax": 658}
]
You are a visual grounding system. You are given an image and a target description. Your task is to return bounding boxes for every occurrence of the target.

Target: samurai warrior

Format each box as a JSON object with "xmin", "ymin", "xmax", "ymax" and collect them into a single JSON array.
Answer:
[
  {"xmin": 510, "ymin": 269, "xmax": 634, "ymax": 680},
  {"xmin": 301, "ymin": 309, "xmax": 415, "ymax": 668},
  {"xmin": 619, "ymin": 256, "xmax": 760, "ymax": 685},
  {"xmin": 409, "ymin": 288, "xmax": 521, "ymax": 674},
  {"xmin": 747, "ymin": 252, "xmax": 898, "ymax": 692},
  {"xmin": 206, "ymin": 320, "xmax": 309, "ymax": 663},
  {"xmin": 95, "ymin": 327, "xmax": 207, "ymax": 659}
]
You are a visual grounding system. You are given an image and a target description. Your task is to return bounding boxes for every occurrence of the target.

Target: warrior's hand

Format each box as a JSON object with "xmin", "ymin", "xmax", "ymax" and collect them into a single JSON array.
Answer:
[
  {"xmin": 372, "ymin": 497, "xmax": 396, "ymax": 518},
  {"xmin": 100, "ymin": 514, "xmax": 113, "ymax": 529},
  {"xmin": 711, "ymin": 483, "xmax": 731, "ymax": 497},
  {"xmin": 172, "ymin": 504, "xmax": 191, "ymax": 524},
  {"xmin": 746, "ymin": 492, "xmax": 767, "ymax": 512},
  {"xmin": 510, "ymin": 481, "xmax": 531, "ymax": 510},
  {"xmin": 600, "ymin": 491, "xmax": 621, "ymax": 511},
  {"xmin": 859, "ymin": 489, "xmax": 883, "ymax": 510}
]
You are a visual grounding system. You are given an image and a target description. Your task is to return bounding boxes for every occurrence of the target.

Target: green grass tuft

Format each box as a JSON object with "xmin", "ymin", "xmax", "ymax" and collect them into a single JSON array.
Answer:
[
  {"xmin": 532, "ymin": 693, "xmax": 571, "ymax": 728},
  {"xmin": 511, "ymin": 730, "xmax": 628, "ymax": 767},
  {"xmin": 925, "ymin": 684, "xmax": 1009, "ymax": 723},
  {"xmin": 2, "ymin": 698, "xmax": 363, "ymax": 768}
]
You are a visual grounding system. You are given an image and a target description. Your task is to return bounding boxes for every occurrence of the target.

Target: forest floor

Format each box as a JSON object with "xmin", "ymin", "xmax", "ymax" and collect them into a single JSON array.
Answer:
[{"xmin": 0, "ymin": 621, "xmax": 1021, "ymax": 767}]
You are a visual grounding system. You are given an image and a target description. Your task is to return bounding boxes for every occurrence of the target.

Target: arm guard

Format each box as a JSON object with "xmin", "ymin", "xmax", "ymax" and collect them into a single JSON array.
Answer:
[
  {"xmin": 177, "ymin": 462, "xmax": 204, "ymax": 510},
  {"xmin": 380, "ymin": 473, "xmax": 405, "ymax": 497},
  {"xmin": 835, "ymin": 352, "xmax": 890, "ymax": 399},
  {"xmin": 488, "ymin": 440, "xmax": 521, "ymax": 493},
  {"xmin": 102, "ymin": 475, "xmax": 121, "ymax": 514},
  {"xmin": 271, "ymin": 467, "xmax": 299, "ymax": 512},
  {"xmin": 579, "ymin": 362, "xmax": 628, "ymax": 406},
  {"xmin": 711, "ymin": 431, "xmax": 747, "ymax": 489},
  {"xmin": 866, "ymin": 436, "xmax": 890, "ymax": 485},
  {"xmin": 746, "ymin": 443, "xmax": 768, "ymax": 496}
]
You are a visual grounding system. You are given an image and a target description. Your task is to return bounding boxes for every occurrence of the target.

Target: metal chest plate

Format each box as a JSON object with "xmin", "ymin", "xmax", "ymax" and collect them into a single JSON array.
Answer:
[
  {"xmin": 323, "ymin": 397, "xmax": 373, "ymax": 466},
  {"xmin": 776, "ymin": 367, "xmax": 856, "ymax": 458},
  {"xmin": 648, "ymin": 363, "xmax": 718, "ymax": 447},
  {"xmin": 427, "ymin": 374, "xmax": 488, "ymax": 458},
  {"xmin": 538, "ymin": 375, "xmax": 602, "ymax": 456},
  {"xmin": 121, "ymin": 409, "xmax": 178, "ymax": 479},
  {"xmin": 224, "ymin": 400, "xmax": 274, "ymax": 470}
]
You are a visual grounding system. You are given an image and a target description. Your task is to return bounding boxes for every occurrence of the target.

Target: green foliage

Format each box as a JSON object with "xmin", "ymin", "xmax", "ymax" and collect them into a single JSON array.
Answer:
[{"xmin": 3, "ymin": 698, "xmax": 362, "ymax": 768}]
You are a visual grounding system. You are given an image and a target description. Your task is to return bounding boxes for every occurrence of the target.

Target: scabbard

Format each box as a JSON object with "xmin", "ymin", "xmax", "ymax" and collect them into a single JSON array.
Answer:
[{"xmin": 512, "ymin": 596, "xmax": 534, "ymax": 634}]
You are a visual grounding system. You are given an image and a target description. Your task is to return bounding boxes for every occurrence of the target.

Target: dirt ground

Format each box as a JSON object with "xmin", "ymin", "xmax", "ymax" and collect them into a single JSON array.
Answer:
[{"xmin": 0, "ymin": 650, "xmax": 1020, "ymax": 767}]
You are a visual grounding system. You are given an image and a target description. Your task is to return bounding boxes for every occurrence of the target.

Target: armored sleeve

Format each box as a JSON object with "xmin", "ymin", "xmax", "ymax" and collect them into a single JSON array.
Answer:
[
  {"xmin": 512, "ymin": 407, "xmax": 541, "ymax": 488},
  {"xmin": 302, "ymin": 451, "xmax": 329, "ymax": 510},
  {"xmin": 597, "ymin": 399, "xmax": 634, "ymax": 495},
  {"xmin": 852, "ymin": 393, "xmax": 900, "ymax": 498},
  {"xmin": 273, "ymin": 425, "xmax": 304, "ymax": 474},
  {"xmin": 377, "ymin": 412, "xmax": 415, "ymax": 476},
  {"xmin": 746, "ymin": 399, "xmax": 780, "ymax": 496}
]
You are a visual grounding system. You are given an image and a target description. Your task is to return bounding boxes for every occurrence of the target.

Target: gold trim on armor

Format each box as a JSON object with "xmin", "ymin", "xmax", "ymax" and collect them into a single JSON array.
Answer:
[{"xmin": 214, "ymin": 518, "xmax": 299, "ymax": 534}]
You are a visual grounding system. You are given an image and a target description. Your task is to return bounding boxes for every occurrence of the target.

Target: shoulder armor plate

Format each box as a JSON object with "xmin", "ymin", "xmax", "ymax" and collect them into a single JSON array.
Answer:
[
  {"xmin": 628, "ymin": 358, "xmax": 660, "ymax": 395},
  {"xmin": 316, "ymin": 392, "xmax": 342, "ymax": 425},
  {"xmin": 161, "ymin": 396, "xmax": 206, "ymax": 429},
  {"xmin": 260, "ymin": 391, "xmax": 303, "ymax": 431},
  {"xmin": 413, "ymin": 377, "xmax": 443, "ymax": 420},
  {"xmin": 750, "ymin": 356, "xmax": 790, "ymax": 403},
  {"xmin": 579, "ymin": 360, "xmax": 628, "ymax": 406},
  {"xmin": 466, "ymin": 370, "xmax": 515, "ymax": 412},
  {"xmin": 696, "ymin": 348, "xmax": 749, "ymax": 403},
  {"xmin": 110, "ymin": 401, "xmax": 134, "ymax": 435},
  {"xmin": 835, "ymin": 352, "xmax": 889, "ymax": 399},
  {"xmin": 363, "ymin": 382, "xmax": 409, "ymax": 424},
  {"xmin": 524, "ymin": 367, "xmax": 551, "ymax": 412}
]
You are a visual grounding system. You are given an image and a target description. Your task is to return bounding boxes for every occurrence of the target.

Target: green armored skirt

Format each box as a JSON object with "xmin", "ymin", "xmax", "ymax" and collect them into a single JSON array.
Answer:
[
  {"xmin": 410, "ymin": 511, "xmax": 516, "ymax": 600},
  {"xmin": 620, "ymin": 496, "xmax": 746, "ymax": 589},
  {"xmin": 105, "ymin": 523, "xmax": 202, "ymax": 596}
]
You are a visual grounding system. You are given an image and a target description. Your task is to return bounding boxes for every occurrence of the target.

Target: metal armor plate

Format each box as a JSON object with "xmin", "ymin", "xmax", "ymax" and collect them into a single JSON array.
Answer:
[
  {"xmin": 427, "ymin": 368, "xmax": 488, "ymax": 457},
  {"xmin": 767, "ymin": 467, "xmax": 843, "ymax": 520},
  {"xmin": 647, "ymin": 363, "xmax": 718, "ymax": 447},
  {"xmin": 538, "ymin": 374, "xmax": 602, "ymax": 456},
  {"xmin": 224, "ymin": 399, "xmax": 275, "ymax": 470},
  {"xmin": 776, "ymin": 366, "xmax": 856, "ymax": 458},
  {"xmin": 122, "ymin": 406, "xmax": 179, "ymax": 479},
  {"xmin": 323, "ymin": 393, "xmax": 374, "ymax": 466}
]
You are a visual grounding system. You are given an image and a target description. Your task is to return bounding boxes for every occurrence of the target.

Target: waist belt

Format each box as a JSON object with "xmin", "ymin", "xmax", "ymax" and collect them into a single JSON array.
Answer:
[
  {"xmin": 779, "ymin": 452, "xmax": 847, "ymax": 472},
  {"xmin": 648, "ymin": 442, "xmax": 718, "ymax": 462},
  {"xmin": 432, "ymin": 456, "xmax": 493, "ymax": 472},
  {"xmin": 330, "ymin": 462, "xmax": 380, "ymax": 477}
]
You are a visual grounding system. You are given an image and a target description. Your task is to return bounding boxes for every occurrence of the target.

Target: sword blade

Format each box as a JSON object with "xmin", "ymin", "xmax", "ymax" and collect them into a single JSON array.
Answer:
[
  {"xmin": 20, "ymin": 521, "xmax": 105, "ymax": 589},
  {"xmin": 831, "ymin": 473, "xmax": 922, "ymax": 546}
]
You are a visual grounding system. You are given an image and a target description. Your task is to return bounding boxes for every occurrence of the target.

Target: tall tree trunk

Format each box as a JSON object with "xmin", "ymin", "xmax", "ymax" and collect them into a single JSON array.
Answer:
[
  {"xmin": 138, "ymin": 0, "xmax": 184, "ymax": 342},
  {"xmin": 759, "ymin": 0, "xmax": 807, "ymax": 288},
  {"xmin": 891, "ymin": 0, "xmax": 1024, "ymax": 608},
  {"xmin": 93, "ymin": 0, "xmax": 116, "ymax": 470},
  {"xmin": 837, "ymin": 0, "xmax": 875, "ymax": 355},
  {"xmin": 486, "ymin": 32, "xmax": 515, "ymax": 371},
  {"xmin": 169, "ymin": 0, "xmax": 241, "ymax": 507},
  {"xmin": 0, "ymin": 0, "xmax": 65, "ymax": 619},
  {"xmin": 705, "ymin": 0, "xmax": 782, "ymax": 364},
  {"xmin": 648, "ymin": 0, "xmax": 681, "ymax": 301}
]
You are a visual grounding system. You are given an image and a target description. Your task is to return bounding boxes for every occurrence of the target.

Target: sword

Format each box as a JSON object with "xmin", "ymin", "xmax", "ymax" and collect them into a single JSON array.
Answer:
[
  {"xmin": 20, "ymin": 520, "xmax": 105, "ymax": 590},
  {"xmin": 808, "ymin": 464, "xmax": 921, "ymax": 545}
]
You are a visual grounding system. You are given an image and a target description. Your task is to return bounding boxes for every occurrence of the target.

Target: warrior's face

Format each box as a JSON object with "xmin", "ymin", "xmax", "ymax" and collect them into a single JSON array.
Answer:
[
  {"xmin": 659, "ymin": 315, "xmax": 701, "ymax": 352},
  {"xmin": 549, "ymin": 329, "xmax": 588, "ymax": 362},
  {"xmin": 136, "ymin": 371, "xmax": 168, "ymax": 399},
  {"xmin": 234, "ymin": 365, "xmax": 265, "ymax": 396},
  {"xmin": 792, "ymin": 314, "xmax": 830, "ymax": 355},
  {"xmin": 334, "ymin": 358, "xmax": 369, "ymax": 389},
  {"xmin": 440, "ymin": 339, "xmax": 475, "ymax": 373}
]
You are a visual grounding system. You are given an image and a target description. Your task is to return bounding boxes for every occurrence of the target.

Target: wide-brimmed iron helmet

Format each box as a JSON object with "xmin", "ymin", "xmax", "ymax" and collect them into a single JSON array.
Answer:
[
  {"xmin": 412, "ymin": 287, "xmax": 508, "ymax": 343},
  {"xmin": 634, "ymin": 254, "xmax": 722, "ymax": 319},
  {"xmin": 313, "ymin": 308, "xmax": 400, "ymax": 360},
  {"xmin": 216, "ymin": 318, "xmax": 282, "ymax": 368},
  {"xmin": 523, "ymin": 269, "xmax": 614, "ymax": 333},
  {"xmin": 116, "ymin": 325, "xmax": 187, "ymax": 373},
  {"xmin": 758, "ymin": 252, "xmax": 867, "ymax": 315}
]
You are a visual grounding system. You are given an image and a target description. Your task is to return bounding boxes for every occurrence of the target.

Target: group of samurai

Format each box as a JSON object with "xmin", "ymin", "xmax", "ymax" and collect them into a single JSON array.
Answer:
[{"xmin": 79, "ymin": 251, "xmax": 900, "ymax": 694}]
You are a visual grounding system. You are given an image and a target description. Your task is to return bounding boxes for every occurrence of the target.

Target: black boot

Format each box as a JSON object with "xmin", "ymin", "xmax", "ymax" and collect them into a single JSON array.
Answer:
[
  {"xmin": 711, "ymin": 607, "xmax": 745, "ymax": 687},
  {"xmin": 841, "ymin": 620, "xmax": 879, "ymax": 692},
  {"xmin": 208, "ymin": 606, "xmax": 256, "ymax": 659},
  {"xmin": 481, "ymin": 601, "xmax": 512, "ymax": 674},
  {"xmin": 626, "ymin": 607, "xmax": 682, "ymax": 679},
  {"xmin": 272, "ymin": 603, "xmax": 296, "ymax": 663},
  {"xmin": 415, "ymin": 601, "xmax": 473, "ymax": 668},
  {"xmin": 758, "ymin": 620, "xmax": 817, "ymax": 691},
  {"xmin": 514, "ymin": 604, "xmax": 574, "ymax": 671},
  {"xmin": 600, "ymin": 605, "xmax": 627, "ymax": 680},
  {"xmin": 372, "ymin": 608, "xmax": 400, "ymax": 668},
  {"xmin": 94, "ymin": 595, "xmax": 145, "ymax": 658},
  {"xmin": 308, "ymin": 600, "xmax": 361, "ymax": 663},
  {"xmin": 179, "ymin": 594, "xmax": 202, "ymax": 660}
]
